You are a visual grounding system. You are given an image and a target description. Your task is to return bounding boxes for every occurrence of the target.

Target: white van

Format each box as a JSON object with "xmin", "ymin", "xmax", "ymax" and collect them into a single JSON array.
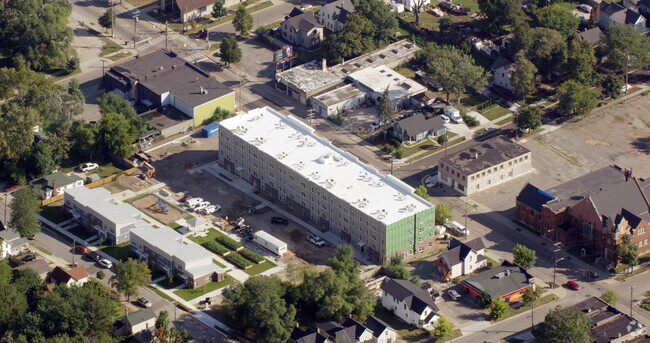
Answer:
[
  {"xmin": 444, "ymin": 106, "xmax": 462, "ymax": 123},
  {"xmin": 449, "ymin": 220, "xmax": 469, "ymax": 236}
]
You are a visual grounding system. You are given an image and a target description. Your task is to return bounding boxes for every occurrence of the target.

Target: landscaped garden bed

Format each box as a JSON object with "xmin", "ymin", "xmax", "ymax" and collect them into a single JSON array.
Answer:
[
  {"xmin": 239, "ymin": 248, "xmax": 265, "ymax": 264},
  {"xmin": 225, "ymin": 252, "xmax": 252, "ymax": 269},
  {"xmin": 217, "ymin": 236, "xmax": 243, "ymax": 251},
  {"xmin": 203, "ymin": 241, "xmax": 231, "ymax": 256}
]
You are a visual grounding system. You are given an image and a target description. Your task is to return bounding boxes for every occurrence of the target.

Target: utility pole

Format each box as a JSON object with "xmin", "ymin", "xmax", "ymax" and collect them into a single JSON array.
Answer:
[
  {"xmin": 133, "ymin": 15, "xmax": 139, "ymax": 49},
  {"xmin": 552, "ymin": 242, "xmax": 561, "ymax": 288},
  {"xmin": 72, "ymin": 239, "xmax": 76, "ymax": 267},
  {"xmin": 630, "ymin": 286, "xmax": 636, "ymax": 316},
  {"xmin": 464, "ymin": 194, "xmax": 468, "ymax": 240},
  {"xmin": 111, "ymin": 0, "xmax": 114, "ymax": 38},
  {"xmin": 165, "ymin": 21, "xmax": 168, "ymax": 50},
  {"xmin": 4, "ymin": 193, "xmax": 7, "ymax": 226},
  {"xmin": 625, "ymin": 47, "xmax": 629, "ymax": 95},
  {"xmin": 307, "ymin": 108, "xmax": 314, "ymax": 125},
  {"xmin": 102, "ymin": 60, "xmax": 106, "ymax": 77},
  {"xmin": 531, "ymin": 279, "xmax": 536, "ymax": 331},
  {"xmin": 206, "ymin": 23, "xmax": 210, "ymax": 50},
  {"xmin": 239, "ymin": 67, "xmax": 242, "ymax": 111}
]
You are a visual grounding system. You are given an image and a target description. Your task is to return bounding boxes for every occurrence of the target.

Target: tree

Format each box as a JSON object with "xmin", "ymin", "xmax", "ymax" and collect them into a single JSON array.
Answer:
[
  {"xmin": 437, "ymin": 134, "xmax": 448, "ymax": 146},
  {"xmin": 616, "ymin": 234, "xmax": 639, "ymax": 273},
  {"xmin": 435, "ymin": 202, "xmax": 454, "ymax": 225},
  {"xmin": 524, "ymin": 28, "xmax": 567, "ymax": 79},
  {"xmin": 411, "ymin": 0, "xmax": 428, "ymax": 26},
  {"xmin": 99, "ymin": 111, "xmax": 138, "ymax": 158},
  {"xmin": 522, "ymin": 287, "xmax": 540, "ymax": 307},
  {"xmin": 354, "ymin": 0, "xmax": 398, "ymax": 45},
  {"xmin": 535, "ymin": 306, "xmax": 590, "ymax": 343},
  {"xmin": 477, "ymin": 290, "xmax": 492, "ymax": 309},
  {"xmin": 566, "ymin": 38, "xmax": 596, "ymax": 84},
  {"xmin": 426, "ymin": 49, "xmax": 489, "ymax": 108},
  {"xmin": 431, "ymin": 316, "xmax": 453, "ymax": 340},
  {"xmin": 32, "ymin": 142, "xmax": 56, "ymax": 177},
  {"xmin": 232, "ymin": 5, "xmax": 253, "ymax": 38},
  {"xmin": 557, "ymin": 80, "xmax": 598, "ymax": 116},
  {"xmin": 12, "ymin": 268, "xmax": 43, "ymax": 295},
  {"xmin": 490, "ymin": 297, "xmax": 508, "ymax": 320},
  {"xmin": 109, "ymin": 258, "xmax": 151, "ymax": 301},
  {"xmin": 322, "ymin": 13, "xmax": 376, "ymax": 63},
  {"xmin": 0, "ymin": 102, "xmax": 39, "ymax": 172},
  {"xmin": 600, "ymin": 24, "xmax": 650, "ymax": 73},
  {"xmin": 223, "ymin": 275, "xmax": 296, "ymax": 342},
  {"xmin": 327, "ymin": 244, "xmax": 360, "ymax": 277},
  {"xmin": 535, "ymin": 4, "xmax": 579, "ymax": 36},
  {"xmin": 9, "ymin": 188, "xmax": 41, "ymax": 238},
  {"xmin": 511, "ymin": 53, "xmax": 537, "ymax": 96},
  {"xmin": 156, "ymin": 311, "xmax": 170, "ymax": 332},
  {"xmin": 478, "ymin": 0, "xmax": 524, "ymax": 34},
  {"xmin": 384, "ymin": 256, "xmax": 420, "ymax": 286},
  {"xmin": 65, "ymin": 57, "xmax": 79, "ymax": 74},
  {"xmin": 97, "ymin": 92, "xmax": 146, "ymax": 134},
  {"xmin": 98, "ymin": 9, "xmax": 115, "ymax": 31},
  {"xmin": 414, "ymin": 185, "xmax": 429, "ymax": 200},
  {"xmin": 602, "ymin": 75, "xmax": 622, "ymax": 99},
  {"xmin": 517, "ymin": 106, "xmax": 542, "ymax": 131},
  {"xmin": 438, "ymin": 17, "xmax": 456, "ymax": 44},
  {"xmin": 220, "ymin": 35, "xmax": 242, "ymax": 67},
  {"xmin": 513, "ymin": 243, "xmax": 536, "ymax": 269},
  {"xmin": 377, "ymin": 87, "xmax": 395, "ymax": 140},
  {"xmin": 70, "ymin": 121, "xmax": 98, "ymax": 160},
  {"xmin": 212, "ymin": 0, "xmax": 227, "ymax": 18},
  {"xmin": 601, "ymin": 289, "xmax": 618, "ymax": 307}
]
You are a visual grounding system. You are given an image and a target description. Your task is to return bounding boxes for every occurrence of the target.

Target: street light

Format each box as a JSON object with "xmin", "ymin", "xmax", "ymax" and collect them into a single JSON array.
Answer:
[{"xmin": 530, "ymin": 279, "xmax": 536, "ymax": 332}]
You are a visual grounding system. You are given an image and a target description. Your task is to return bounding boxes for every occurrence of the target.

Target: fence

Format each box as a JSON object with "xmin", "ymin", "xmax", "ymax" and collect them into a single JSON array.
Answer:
[{"xmin": 41, "ymin": 167, "xmax": 140, "ymax": 206}]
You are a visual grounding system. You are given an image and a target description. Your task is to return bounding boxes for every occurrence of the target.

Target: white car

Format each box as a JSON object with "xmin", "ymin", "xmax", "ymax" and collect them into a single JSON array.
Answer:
[
  {"xmin": 307, "ymin": 234, "xmax": 325, "ymax": 247},
  {"xmin": 137, "ymin": 297, "xmax": 152, "ymax": 308},
  {"xmin": 440, "ymin": 115, "xmax": 450, "ymax": 123},
  {"xmin": 192, "ymin": 201, "xmax": 211, "ymax": 211},
  {"xmin": 98, "ymin": 258, "xmax": 113, "ymax": 269},
  {"xmin": 81, "ymin": 163, "xmax": 99, "ymax": 172},
  {"xmin": 186, "ymin": 197, "xmax": 204, "ymax": 208},
  {"xmin": 447, "ymin": 289, "xmax": 461, "ymax": 300},
  {"xmin": 201, "ymin": 204, "xmax": 221, "ymax": 214}
]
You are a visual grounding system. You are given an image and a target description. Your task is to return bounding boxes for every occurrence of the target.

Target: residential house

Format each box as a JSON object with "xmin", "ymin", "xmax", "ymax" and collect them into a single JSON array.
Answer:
[
  {"xmin": 104, "ymin": 49, "xmax": 235, "ymax": 127},
  {"xmin": 49, "ymin": 266, "xmax": 89, "ymax": 287},
  {"xmin": 400, "ymin": 0, "xmax": 430, "ymax": 12},
  {"xmin": 438, "ymin": 137, "xmax": 532, "ymax": 195},
  {"xmin": 114, "ymin": 308, "xmax": 157, "ymax": 336},
  {"xmin": 578, "ymin": 27, "xmax": 603, "ymax": 44},
  {"xmin": 515, "ymin": 165, "xmax": 650, "ymax": 266},
  {"xmin": 461, "ymin": 261, "xmax": 534, "ymax": 303},
  {"xmin": 0, "ymin": 227, "xmax": 29, "ymax": 259},
  {"xmin": 64, "ymin": 187, "xmax": 143, "ymax": 244},
  {"xmin": 490, "ymin": 57, "xmax": 516, "ymax": 94},
  {"xmin": 640, "ymin": 0, "xmax": 650, "ymax": 17},
  {"xmin": 288, "ymin": 327, "xmax": 330, "ymax": 343},
  {"xmin": 574, "ymin": 297, "xmax": 647, "ymax": 342},
  {"xmin": 380, "ymin": 277, "xmax": 440, "ymax": 329},
  {"xmin": 130, "ymin": 225, "xmax": 225, "ymax": 289},
  {"xmin": 160, "ymin": 0, "xmax": 239, "ymax": 23},
  {"xmin": 435, "ymin": 237, "xmax": 487, "ymax": 282},
  {"xmin": 363, "ymin": 315, "xmax": 398, "ymax": 343},
  {"xmin": 599, "ymin": 1, "xmax": 647, "ymax": 31},
  {"xmin": 315, "ymin": 0, "xmax": 355, "ymax": 32},
  {"xmin": 281, "ymin": 9, "xmax": 324, "ymax": 50},
  {"xmin": 32, "ymin": 171, "xmax": 84, "ymax": 200},
  {"xmin": 318, "ymin": 319, "xmax": 373, "ymax": 342},
  {"xmin": 394, "ymin": 112, "xmax": 446, "ymax": 143}
]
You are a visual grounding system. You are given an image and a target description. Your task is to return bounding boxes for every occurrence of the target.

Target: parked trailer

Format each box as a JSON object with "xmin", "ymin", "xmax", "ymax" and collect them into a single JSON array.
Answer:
[
  {"xmin": 253, "ymin": 230, "xmax": 288, "ymax": 256},
  {"xmin": 202, "ymin": 122, "xmax": 219, "ymax": 138}
]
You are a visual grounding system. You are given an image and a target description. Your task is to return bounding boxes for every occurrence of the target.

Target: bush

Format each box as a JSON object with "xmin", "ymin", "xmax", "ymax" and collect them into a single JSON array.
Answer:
[
  {"xmin": 255, "ymin": 26, "xmax": 269, "ymax": 36},
  {"xmin": 461, "ymin": 112, "xmax": 480, "ymax": 127},
  {"xmin": 204, "ymin": 241, "xmax": 230, "ymax": 255},
  {"xmin": 217, "ymin": 236, "xmax": 243, "ymax": 251},
  {"xmin": 452, "ymin": 277, "xmax": 461, "ymax": 284},
  {"xmin": 66, "ymin": 57, "xmax": 79, "ymax": 73},
  {"xmin": 96, "ymin": 270, "xmax": 105, "ymax": 280},
  {"xmin": 226, "ymin": 252, "xmax": 252, "ymax": 268},
  {"xmin": 190, "ymin": 20, "xmax": 198, "ymax": 30},
  {"xmin": 239, "ymin": 248, "xmax": 265, "ymax": 263}
]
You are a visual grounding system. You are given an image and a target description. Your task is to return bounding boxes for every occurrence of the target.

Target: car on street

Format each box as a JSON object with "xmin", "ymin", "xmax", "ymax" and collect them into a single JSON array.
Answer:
[
  {"xmin": 440, "ymin": 114, "xmax": 450, "ymax": 123},
  {"xmin": 271, "ymin": 217, "xmax": 289, "ymax": 225},
  {"xmin": 566, "ymin": 280, "xmax": 580, "ymax": 290},
  {"xmin": 420, "ymin": 282, "xmax": 433, "ymax": 293},
  {"xmin": 98, "ymin": 258, "xmax": 113, "ymax": 269},
  {"xmin": 75, "ymin": 245, "xmax": 88, "ymax": 254},
  {"xmin": 587, "ymin": 270, "xmax": 599, "ymax": 279},
  {"xmin": 137, "ymin": 297, "xmax": 152, "ymax": 308},
  {"xmin": 21, "ymin": 255, "xmax": 36, "ymax": 262},
  {"xmin": 180, "ymin": 195, "xmax": 193, "ymax": 203},
  {"xmin": 191, "ymin": 29, "xmax": 208, "ymax": 39},
  {"xmin": 85, "ymin": 251, "xmax": 101, "ymax": 262},
  {"xmin": 81, "ymin": 163, "xmax": 99, "ymax": 172},
  {"xmin": 4, "ymin": 183, "xmax": 19, "ymax": 192},
  {"xmin": 307, "ymin": 234, "xmax": 325, "ymax": 247},
  {"xmin": 447, "ymin": 289, "xmax": 461, "ymax": 300}
]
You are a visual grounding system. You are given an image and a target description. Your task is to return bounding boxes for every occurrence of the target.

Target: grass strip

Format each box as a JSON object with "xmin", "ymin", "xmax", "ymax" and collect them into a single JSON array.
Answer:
[
  {"xmin": 217, "ymin": 235, "xmax": 243, "ymax": 251},
  {"xmin": 239, "ymin": 248, "xmax": 265, "ymax": 263}
]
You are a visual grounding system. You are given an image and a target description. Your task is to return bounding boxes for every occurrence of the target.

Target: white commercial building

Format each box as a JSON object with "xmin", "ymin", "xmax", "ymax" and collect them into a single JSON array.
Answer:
[
  {"xmin": 218, "ymin": 107, "xmax": 437, "ymax": 262},
  {"xmin": 349, "ymin": 66, "xmax": 427, "ymax": 108},
  {"xmin": 310, "ymin": 84, "xmax": 368, "ymax": 117}
]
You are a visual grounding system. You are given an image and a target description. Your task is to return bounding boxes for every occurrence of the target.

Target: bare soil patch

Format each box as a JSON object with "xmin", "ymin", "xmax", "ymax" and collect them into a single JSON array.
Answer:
[{"xmin": 131, "ymin": 195, "xmax": 184, "ymax": 225}]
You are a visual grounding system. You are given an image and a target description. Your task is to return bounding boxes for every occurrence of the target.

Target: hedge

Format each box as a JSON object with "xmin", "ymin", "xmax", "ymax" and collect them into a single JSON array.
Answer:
[
  {"xmin": 203, "ymin": 241, "xmax": 230, "ymax": 256},
  {"xmin": 226, "ymin": 253, "xmax": 252, "ymax": 269},
  {"xmin": 239, "ymin": 248, "xmax": 265, "ymax": 264},
  {"xmin": 217, "ymin": 236, "xmax": 243, "ymax": 251}
]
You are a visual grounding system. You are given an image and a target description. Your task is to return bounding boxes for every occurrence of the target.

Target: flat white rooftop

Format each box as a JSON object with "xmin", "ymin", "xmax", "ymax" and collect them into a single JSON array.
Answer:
[
  {"xmin": 220, "ymin": 107, "xmax": 433, "ymax": 225},
  {"xmin": 66, "ymin": 187, "xmax": 141, "ymax": 224},
  {"xmin": 349, "ymin": 66, "xmax": 427, "ymax": 102},
  {"xmin": 313, "ymin": 84, "xmax": 366, "ymax": 106}
]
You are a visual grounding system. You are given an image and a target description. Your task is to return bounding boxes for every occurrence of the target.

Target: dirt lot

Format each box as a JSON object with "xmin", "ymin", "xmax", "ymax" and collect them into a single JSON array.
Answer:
[
  {"xmin": 131, "ymin": 195, "xmax": 185, "ymax": 225},
  {"xmin": 471, "ymin": 93, "xmax": 650, "ymax": 213}
]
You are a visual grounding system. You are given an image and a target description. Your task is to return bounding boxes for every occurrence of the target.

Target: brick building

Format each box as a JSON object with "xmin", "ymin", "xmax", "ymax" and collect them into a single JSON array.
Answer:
[{"xmin": 515, "ymin": 166, "xmax": 650, "ymax": 266}]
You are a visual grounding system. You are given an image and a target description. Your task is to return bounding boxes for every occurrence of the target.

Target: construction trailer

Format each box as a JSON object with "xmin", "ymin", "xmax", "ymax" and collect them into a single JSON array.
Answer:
[{"xmin": 253, "ymin": 230, "xmax": 288, "ymax": 256}]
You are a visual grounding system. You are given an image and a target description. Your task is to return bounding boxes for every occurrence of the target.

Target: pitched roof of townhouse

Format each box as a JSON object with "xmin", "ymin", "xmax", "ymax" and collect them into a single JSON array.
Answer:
[
  {"xmin": 126, "ymin": 308, "xmax": 156, "ymax": 326},
  {"xmin": 396, "ymin": 113, "xmax": 446, "ymax": 138},
  {"xmin": 288, "ymin": 7, "xmax": 305, "ymax": 17},
  {"xmin": 578, "ymin": 27, "xmax": 603, "ymax": 44},
  {"xmin": 574, "ymin": 296, "xmax": 647, "ymax": 343},
  {"xmin": 0, "ymin": 228, "xmax": 22, "ymax": 242},
  {"xmin": 600, "ymin": 1, "xmax": 625, "ymax": 16},
  {"xmin": 318, "ymin": 321, "xmax": 357, "ymax": 342},
  {"xmin": 442, "ymin": 238, "xmax": 486, "ymax": 267},
  {"xmin": 381, "ymin": 278, "xmax": 439, "ymax": 314},
  {"xmin": 462, "ymin": 261, "xmax": 532, "ymax": 299},
  {"xmin": 516, "ymin": 183, "xmax": 556, "ymax": 213},
  {"xmin": 289, "ymin": 327, "xmax": 329, "ymax": 343},
  {"xmin": 66, "ymin": 266, "xmax": 88, "ymax": 281},
  {"xmin": 320, "ymin": 0, "xmax": 355, "ymax": 23},
  {"xmin": 65, "ymin": 187, "xmax": 142, "ymax": 225},
  {"xmin": 363, "ymin": 315, "xmax": 392, "ymax": 338},
  {"xmin": 439, "ymin": 137, "xmax": 530, "ymax": 176},
  {"xmin": 32, "ymin": 171, "xmax": 83, "ymax": 198},
  {"xmin": 490, "ymin": 56, "xmax": 514, "ymax": 72},
  {"xmin": 109, "ymin": 49, "xmax": 233, "ymax": 108},
  {"xmin": 51, "ymin": 266, "xmax": 88, "ymax": 283},
  {"xmin": 285, "ymin": 12, "xmax": 322, "ymax": 32},
  {"xmin": 176, "ymin": 0, "xmax": 215, "ymax": 13},
  {"xmin": 341, "ymin": 317, "xmax": 370, "ymax": 341}
]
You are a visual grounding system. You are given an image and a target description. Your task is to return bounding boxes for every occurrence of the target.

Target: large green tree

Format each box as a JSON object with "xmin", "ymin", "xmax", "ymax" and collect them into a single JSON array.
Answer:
[
  {"xmin": 384, "ymin": 256, "xmax": 420, "ymax": 286},
  {"xmin": 600, "ymin": 24, "xmax": 650, "ymax": 72},
  {"xmin": 601, "ymin": 75, "xmax": 622, "ymax": 99},
  {"xmin": 517, "ymin": 106, "xmax": 542, "ymax": 131},
  {"xmin": 490, "ymin": 297, "xmax": 508, "ymax": 320},
  {"xmin": 99, "ymin": 112, "xmax": 138, "ymax": 158},
  {"xmin": 223, "ymin": 275, "xmax": 296, "ymax": 342},
  {"xmin": 557, "ymin": 80, "xmax": 598, "ymax": 116},
  {"xmin": 154, "ymin": 310, "xmax": 190, "ymax": 343},
  {"xmin": 322, "ymin": 13, "xmax": 376, "ymax": 63},
  {"xmin": 524, "ymin": 28, "xmax": 567, "ymax": 79},
  {"xmin": 431, "ymin": 316, "xmax": 453, "ymax": 340},
  {"xmin": 478, "ymin": 0, "xmax": 524, "ymax": 34},
  {"xmin": 327, "ymin": 244, "xmax": 360, "ymax": 278},
  {"xmin": 414, "ymin": 185, "xmax": 429, "ymax": 200},
  {"xmin": 522, "ymin": 287, "xmax": 540, "ymax": 307},
  {"xmin": 98, "ymin": 9, "xmax": 115, "ymax": 32},
  {"xmin": 535, "ymin": 4, "xmax": 579, "ymax": 36},
  {"xmin": 513, "ymin": 243, "xmax": 536, "ymax": 269},
  {"xmin": 535, "ymin": 306, "xmax": 590, "ymax": 343},
  {"xmin": 377, "ymin": 87, "xmax": 395, "ymax": 140},
  {"xmin": 435, "ymin": 202, "xmax": 454, "ymax": 225},
  {"xmin": 601, "ymin": 289, "xmax": 618, "ymax": 307},
  {"xmin": 9, "ymin": 188, "xmax": 42, "ymax": 238},
  {"xmin": 70, "ymin": 121, "xmax": 99, "ymax": 161},
  {"xmin": 616, "ymin": 234, "xmax": 639, "ymax": 273},
  {"xmin": 426, "ymin": 49, "xmax": 489, "ymax": 108},
  {"xmin": 566, "ymin": 38, "xmax": 596, "ymax": 84},
  {"xmin": 109, "ymin": 258, "xmax": 151, "ymax": 301},
  {"xmin": 511, "ymin": 53, "xmax": 538, "ymax": 96},
  {"xmin": 354, "ymin": 0, "xmax": 398, "ymax": 44},
  {"xmin": 212, "ymin": 0, "xmax": 228, "ymax": 18},
  {"xmin": 32, "ymin": 142, "xmax": 56, "ymax": 177},
  {"xmin": 232, "ymin": 5, "xmax": 253, "ymax": 38},
  {"xmin": 97, "ymin": 92, "xmax": 146, "ymax": 134},
  {"xmin": 220, "ymin": 35, "xmax": 242, "ymax": 67},
  {"xmin": 0, "ymin": 0, "xmax": 74, "ymax": 72}
]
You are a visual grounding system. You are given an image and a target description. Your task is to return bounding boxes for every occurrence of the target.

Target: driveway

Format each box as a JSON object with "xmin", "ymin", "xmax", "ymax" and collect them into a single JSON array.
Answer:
[{"xmin": 436, "ymin": 285, "xmax": 487, "ymax": 327}]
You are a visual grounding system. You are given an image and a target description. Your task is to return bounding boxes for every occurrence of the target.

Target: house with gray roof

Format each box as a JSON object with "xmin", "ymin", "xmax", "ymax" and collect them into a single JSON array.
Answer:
[
  {"xmin": 289, "ymin": 327, "xmax": 330, "ymax": 343},
  {"xmin": 315, "ymin": 0, "xmax": 355, "ymax": 32},
  {"xmin": 599, "ymin": 1, "xmax": 647, "ymax": 31},
  {"xmin": 114, "ymin": 308, "xmax": 156, "ymax": 336},
  {"xmin": 281, "ymin": 9, "xmax": 324, "ymax": 49},
  {"xmin": 461, "ymin": 261, "xmax": 534, "ymax": 302},
  {"xmin": 0, "ymin": 228, "xmax": 29, "ymax": 259},
  {"xmin": 578, "ymin": 27, "xmax": 603, "ymax": 44},
  {"xmin": 490, "ymin": 56, "xmax": 516, "ymax": 93},
  {"xmin": 363, "ymin": 315, "xmax": 398, "ymax": 343},
  {"xmin": 380, "ymin": 278, "xmax": 440, "ymax": 329},
  {"xmin": 435, "ymin": 237, "xmax": 486, "ymax": 282},
  {"xmin": 32, "ymin": 171, "xmax": 84, "ymax": 199},
  {"xmin": 394, "ymin": 112, "xmax": 446, "ymax": 142}
]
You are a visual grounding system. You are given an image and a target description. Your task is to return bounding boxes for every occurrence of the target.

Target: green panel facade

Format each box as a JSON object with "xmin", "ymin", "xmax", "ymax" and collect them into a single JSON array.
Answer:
[
  {"xmin": 385, "ymin": 206, "xmax": 436, "ymax": 257},
  {"xmin": 192, "ymin": 92, "xmax": 236, "ymax": 126},
  {"xmin": 414, "ymin": 207, "xmax": 436, "ymax": 243}
]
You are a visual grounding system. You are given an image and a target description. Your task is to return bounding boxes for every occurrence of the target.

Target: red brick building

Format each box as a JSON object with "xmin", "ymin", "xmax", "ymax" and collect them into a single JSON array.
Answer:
[
  {"xmin": 461, "ymin": 261, "xmax": 534, "ymax": 303},
  {"xmin": 516, "ymin": 166, "xmax": 650, "ymax": 267}
]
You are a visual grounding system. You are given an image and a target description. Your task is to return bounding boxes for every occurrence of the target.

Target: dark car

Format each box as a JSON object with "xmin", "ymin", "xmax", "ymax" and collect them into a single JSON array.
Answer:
[
  {"xmin": 21, "ymin": 255, "xmax": 36, "ymax": 262},
  {"xmin": 85, "ymin": 251, "xmax": 101, "ymax": 262},
  {"xmin": 4, "ymin": 183, "xmax": 19, "ymax": 192},
  {"xmin": 271, "ymin": 217, "xmax": 289, "ymax": 225},
  {"xmin": 180, "ymin": 195, "xmax": 193, "ymax": 203},
  {"xmin": 191, "ymin": 29, "xmax": 208, "ymax": 39},
  {"xmin": 587, "ymin": 270, "xmax": 599, "ymax": 279}
]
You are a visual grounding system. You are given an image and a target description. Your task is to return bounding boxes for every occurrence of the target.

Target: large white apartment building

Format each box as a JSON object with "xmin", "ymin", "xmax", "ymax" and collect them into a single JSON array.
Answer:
[{"xmin": 218, "ymin": 107, "xmax": 436, "ymax": 262}]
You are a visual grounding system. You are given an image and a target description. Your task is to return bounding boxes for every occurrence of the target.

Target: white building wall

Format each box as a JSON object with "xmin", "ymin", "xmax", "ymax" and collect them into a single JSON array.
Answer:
[
  {"xmin": 381, "ymin": 291, "xmax": 435, "ymax": 327},
  {"xmin": 130, "ymin": 318, "xmax": 156, "ymax": 334},
  {"xmin": 172, "ymin": 95, "xmax": 193, "ymax": 117},
  {"xmin": 161, "ymin": 91, "xmax": 171, "ymax": 106},
  {"xmin": 377, "ymin": 328, "xmax": 398, "ymax": 343}
]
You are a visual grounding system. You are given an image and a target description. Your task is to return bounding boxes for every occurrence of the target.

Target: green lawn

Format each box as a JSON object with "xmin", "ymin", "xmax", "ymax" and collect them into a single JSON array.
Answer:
[
  {"xmin": 374, "ymin": 306, "xmax": 430, "ymax": 341},
  {"xmin": 174, "ymin": 275, "xmax": 234, "ymax": 301},
  {"xmin": 95, "ymin": 163, "xmax": 124, "ymax": 178},
  {"xmin": 481, "ymin": 105, "xmax": 512, "ymax": 121},
  {"xmin": 31, "ymin": 243, "xmax": 52, "ymax": 255},
  {"xmin": 615, "ymin": 265, "xmax": 650, "ymax": 281},
  {"xmin": 496, "ymin": 294, "xmax": 558, "ymax": 322},
  {"xmin": 554, "ymin": 1, "xmax": 580, "ymax": 13},
  {"xmin": 486, "ymin": 255, "xmax": 500, "ymax": 268},
  {"xmin": 68, "ymin": 226, "xmax": 95, "ymax": 240},
  {"xmin": 125, "ymin": 0, "xmax": 157, "ymax": 7},
  {"xmin": 186, "ymin": 228, "xmax": 227, "ymax": 245},
  {"xmin": 496, "ymin": 116, "xmax": 514, "ymax": 126},
  {"xmin": 147, "ymin": 285, "xmax": 177, "ymax": 303},
  {"xmin": 100, "ymin": 38, "xmax": 122, "ymax": 56},
  {"xmin": 244, "ymin": 260, "xmax": 277, "ymax": 276},
  {"xmin": 394, "ymin": 65, "xmax": 417, "ymax": 78},
  {"xmin": 208, "ymin": 43, "xmax": 221, "ymax": 51},
  {"xmin": 213, "ymin": 259, "xmax": 227, "ymax": 268},
  {"xmin": 99, "ymin": 243, "xmax": 131, "ymax": 261},
  {"xmin": 183, "ymin": 214, "xmax": 195, "ymax": 220},
  {"xmin": 403, "ymin": 140, "xmax": 437, "ymax": 158},
  {"xmin": 108, "ymin": 51, "xmax": 132, "ymax": 61},
  {"xmin": 409, "ymin": 250, "xmax": 444, "ymax": 263},
  {"xmin": 125, "ymin": 194, "xmax": 150, "ymax": 204},
  {"xmin": 157, "ymin": 277, "xmax": 185, "ymax": 290},
  {"xmin": 448, "ymin": 136, "xmax": 466, "ymax": 147},
  {"xmin": 41, "ymin": 204, "xmax": 73, "ymax": 224}
]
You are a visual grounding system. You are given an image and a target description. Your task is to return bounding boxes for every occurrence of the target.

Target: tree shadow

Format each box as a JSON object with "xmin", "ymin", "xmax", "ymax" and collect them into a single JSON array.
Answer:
[{"xmin": 631, "ymin": 137, "xmax": 650, "ymax": 154}]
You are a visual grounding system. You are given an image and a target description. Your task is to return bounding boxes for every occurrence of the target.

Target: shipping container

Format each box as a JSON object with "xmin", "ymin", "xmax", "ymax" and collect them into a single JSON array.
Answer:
[
  {"xmin": 202, "ymin": 122, "xmax": 219, "ymax": 138},
  {"xmin": 253, "ymin": 230, "xmax": 288, "ymax": 256}
]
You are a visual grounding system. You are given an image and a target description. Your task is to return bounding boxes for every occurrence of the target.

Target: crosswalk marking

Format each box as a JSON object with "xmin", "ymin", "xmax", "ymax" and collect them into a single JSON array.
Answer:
[{"xmin": 136, "ymin": 36, "xmax": 165, "ymax": 52}]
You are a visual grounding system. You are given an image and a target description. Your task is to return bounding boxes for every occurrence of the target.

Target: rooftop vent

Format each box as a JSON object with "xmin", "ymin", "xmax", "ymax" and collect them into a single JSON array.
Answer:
[
  {"xmin": 276, "ymin": 152, "xmax": 288, "ymax": 159},
  {"xmin": 310, "ymin": 171, "xmax": 321, "ymax": 180},
  {"xmin": 379, "ymin": 54, "xmax": 386, "ymax": 59},
  {"xmin": 377, "ymin": 209, "xmax": 388, "ymax": 219},
  {"xmin": 396, "ymin": 193, "xmax": 406, "ymax": 201},
  {"xmin": 295, "ymin": 161, "xmax": 305, "ymax": 170},
  {"xmin": 254, "ymin": 137, "xmax": 267, "ymax": 145},
  {"xmin": 357, "ymin": 198, "xmax": 369, "ymax": 208},
  {"xmin": 276, "ymin": 122, "xmax": 287, "ymax": 129},
  {"xmin": 234, "ymin": 126, "xmax": 248, "ymax": 135},
  {"xmin": 366, "ymin": 58, "xmax": 373, "ymax": 63},
  {"xmin": 391, "ymin": 49, "xmax": 399, "ymax": 54},
  {"xmin": 494, "ymin": 272, "xmax": 505, "ymax": 279}
]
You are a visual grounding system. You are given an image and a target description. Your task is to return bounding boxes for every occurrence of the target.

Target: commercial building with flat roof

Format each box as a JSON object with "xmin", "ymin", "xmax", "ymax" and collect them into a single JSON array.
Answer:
[
  {"xmin": 348, "ymin": 66, "xmax": 427, "ymax": 107},
  {"xmin": 438, "ymin": 137, "xmax": 532, "ymax": 195},
  {"xmin": 311, "ymin": 83, "xmax": 368, "ymax": 118},
  {"xmin": 218, "ymin": 107, "xmax": 436, "ymax": 262},
  {"xmin": 573, "ymin": 296, "xmax": 647, "ymax": 343}
]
